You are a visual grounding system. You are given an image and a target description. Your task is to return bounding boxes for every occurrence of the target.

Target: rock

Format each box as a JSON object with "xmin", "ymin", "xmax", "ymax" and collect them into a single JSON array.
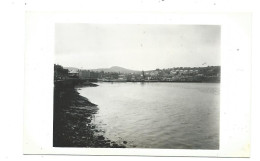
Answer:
[
  {"xmin": 112, "ymin": 144, "xmax": 119, "ymax": 148},
  {"xmin": 97, "ymin": 135, "xmax": 105, "ymax": 140},
  {"xmin": 123, "ymin": 141, "xmax": 127, "ymax": 144},
  {"xmin": 105, "ymin": 143, "xmax": 110, "ymax": 147}
]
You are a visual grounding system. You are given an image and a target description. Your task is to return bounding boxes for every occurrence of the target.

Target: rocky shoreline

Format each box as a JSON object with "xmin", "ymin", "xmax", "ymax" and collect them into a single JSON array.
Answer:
[{"xmin": 53, "ymin": 81, "xmax": 126, "ymax": 148}]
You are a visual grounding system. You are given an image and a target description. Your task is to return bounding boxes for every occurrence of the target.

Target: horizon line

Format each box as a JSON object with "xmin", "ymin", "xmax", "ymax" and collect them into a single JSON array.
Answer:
[{"xmin": 55, "ymin": 64, "xmax": 221, "ymax": 71}]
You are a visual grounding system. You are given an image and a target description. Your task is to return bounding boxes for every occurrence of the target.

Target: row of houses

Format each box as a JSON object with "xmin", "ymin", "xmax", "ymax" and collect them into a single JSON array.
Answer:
[{"xmin": 147, "ymin": 69, "xmax": 199, "ymax": 77}]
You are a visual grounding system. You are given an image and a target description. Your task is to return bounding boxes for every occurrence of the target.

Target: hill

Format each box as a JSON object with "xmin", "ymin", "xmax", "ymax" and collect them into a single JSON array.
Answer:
[
  {"xmin": 64, "ymin": 67, "xmax": 79, "ymax": 73},
  {"xmin": 91, "ymin": 66, "xmax": 141, "ymax": 74},
  {"xmin": 64, "ymin": 66, "xmax": 141, "ymax": 74}
]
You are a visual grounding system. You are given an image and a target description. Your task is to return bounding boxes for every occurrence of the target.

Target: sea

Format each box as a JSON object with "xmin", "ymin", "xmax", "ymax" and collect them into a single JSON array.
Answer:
[{"xmin": 78, "ymin": 82, "xmax": 220, "ymax": 149}]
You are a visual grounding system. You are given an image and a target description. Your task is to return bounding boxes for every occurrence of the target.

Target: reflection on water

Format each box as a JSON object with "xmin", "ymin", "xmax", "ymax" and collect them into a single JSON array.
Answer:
[{"xmin": 79, "ymin": 82, "xmax": 220, "ymax": 149}]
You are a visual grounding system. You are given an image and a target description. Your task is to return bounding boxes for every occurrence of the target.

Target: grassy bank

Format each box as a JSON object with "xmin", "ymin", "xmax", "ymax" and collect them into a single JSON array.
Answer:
[{"xmin": 53, "ymin": 80, "xmax": 126, "ymax": 148}]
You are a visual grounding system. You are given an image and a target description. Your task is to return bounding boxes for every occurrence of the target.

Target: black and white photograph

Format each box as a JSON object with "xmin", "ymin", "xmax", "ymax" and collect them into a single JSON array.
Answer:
[
  {"xmin": 23, "ymin": 12, "xmax": 251, "ymax": 157},
  {"xmin": 53, "ymin": 24, "xmax": 221, "ymax": 149}
]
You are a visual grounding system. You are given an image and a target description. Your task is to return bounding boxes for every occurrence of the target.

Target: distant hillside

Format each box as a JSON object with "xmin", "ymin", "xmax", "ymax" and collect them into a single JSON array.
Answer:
[
  {"xmin": 91, "ymin": 66, "xmax": 141, "ymax": 74},
  {"xmin": 64, "ymin": 67, "xmax": 79, "ymax": 73},
  {"xmin": 64, "ymin": 66, "xmax": 141, "ymax": 74}
]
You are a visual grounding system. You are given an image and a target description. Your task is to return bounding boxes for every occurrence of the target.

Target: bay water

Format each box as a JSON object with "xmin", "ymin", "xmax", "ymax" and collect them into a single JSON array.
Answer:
[{"xmin": 78, "ymin": 82, "xmax": 220, "ymax": 149}]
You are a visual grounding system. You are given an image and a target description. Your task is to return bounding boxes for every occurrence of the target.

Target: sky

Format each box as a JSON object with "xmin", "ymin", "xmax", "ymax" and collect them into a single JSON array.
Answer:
[{"xmin": 55, "ymin": 24, "xmax": 220, "ymax": 71}]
